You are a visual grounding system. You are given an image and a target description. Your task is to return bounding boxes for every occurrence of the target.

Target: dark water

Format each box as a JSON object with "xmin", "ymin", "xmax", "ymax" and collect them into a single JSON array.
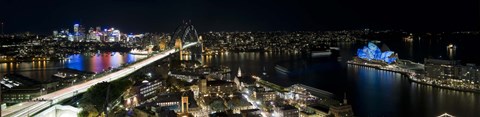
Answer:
[
  {"xmin": 0, "ymin": 52, "xmax": 146, "ymax": 82},
  {"xmin": 383, "ymin": 35, "xmax": 480, "ymax": 65},
  {"xmin": 199, "ymin": 40, "xmax": 480, "ymax": 117}
]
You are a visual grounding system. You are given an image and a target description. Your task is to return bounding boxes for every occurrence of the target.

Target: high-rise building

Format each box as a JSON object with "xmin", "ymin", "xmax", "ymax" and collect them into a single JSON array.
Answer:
[
  {"xmin": 79, "ymin": 24, "xmax": 86, "ymax": 41},
  {"xmin": 112, "ymin": 29, "xmax": 121, "ymax": 42},
  {"xmin": 52, "ymin": 30, "xmax": 58, "ymax": 37},
  {"xmin": 87, "ymin": 27, "xmax": 94, "ymax": 41},
  {"xmin": 73, "ymin": 24, "xmax": 81, "ymax": 41},
  {"xmin": 73, "ymin": 24, "xmax": 79, "ymax": 34}
]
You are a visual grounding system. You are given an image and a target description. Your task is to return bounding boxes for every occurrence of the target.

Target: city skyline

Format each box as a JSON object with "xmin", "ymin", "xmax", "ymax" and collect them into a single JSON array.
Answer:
[
  {"xmin": 1, "ymin": 1, "xmax": 480, "ymax": 117},
  {"xmin": 2, "ymin": 21, "xmax": 480, "ymax": 116},
  {"xmin": 0, "ymin": 0, "xmax": 479, "ymax": 34}
]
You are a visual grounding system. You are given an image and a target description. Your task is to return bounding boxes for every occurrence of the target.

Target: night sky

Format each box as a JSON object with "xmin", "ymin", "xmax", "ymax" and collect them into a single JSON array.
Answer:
[{"xmin": 0, "ymin": 0, "xmax": 479, "ymax": 34}]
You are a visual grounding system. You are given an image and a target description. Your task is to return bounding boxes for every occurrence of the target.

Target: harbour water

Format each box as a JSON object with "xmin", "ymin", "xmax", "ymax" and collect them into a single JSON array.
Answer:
[
  {"xmin": 200, "ymin": 39, "xmax": 480, "ymax": 116},
  {"xmin": 0, "ymin": 52, "xmax": 147, "ymax": 82}
]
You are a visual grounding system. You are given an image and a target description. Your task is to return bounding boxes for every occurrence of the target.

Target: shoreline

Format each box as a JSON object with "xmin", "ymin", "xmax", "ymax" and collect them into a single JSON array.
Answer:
[{"xmin": 347, "ymin": 60, "xmax": 480, "ymax": 93}]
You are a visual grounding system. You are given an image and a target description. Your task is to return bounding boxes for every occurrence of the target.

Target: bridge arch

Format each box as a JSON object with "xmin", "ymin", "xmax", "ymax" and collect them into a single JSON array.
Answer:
[{"xmin": 169, "ymin": 21, "xmax": 199, "ymax": 48}]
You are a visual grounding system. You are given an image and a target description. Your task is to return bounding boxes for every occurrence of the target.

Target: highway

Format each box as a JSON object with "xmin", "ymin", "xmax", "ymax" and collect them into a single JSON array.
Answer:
[{"xmin": 1, "ymin": 42, "xmax": 198, "ymax": 117}]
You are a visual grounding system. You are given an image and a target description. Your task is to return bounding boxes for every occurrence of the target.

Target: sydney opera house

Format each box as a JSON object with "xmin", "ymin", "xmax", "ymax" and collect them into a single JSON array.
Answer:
[{"xmin": 356, "ymin": 42, "xmax": 398, "ymax": 64}]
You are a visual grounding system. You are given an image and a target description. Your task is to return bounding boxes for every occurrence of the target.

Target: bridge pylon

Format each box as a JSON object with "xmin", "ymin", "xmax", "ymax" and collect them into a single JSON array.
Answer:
[{"xmin": 175, "ymin": 38, "xmax": 183, "ymax": 60}]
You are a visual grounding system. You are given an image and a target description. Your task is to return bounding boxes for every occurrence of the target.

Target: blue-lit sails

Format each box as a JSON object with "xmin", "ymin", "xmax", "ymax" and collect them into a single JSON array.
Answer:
[{"xmin": 357, "ymin": 42, "xmax": 397, "ymax": 64}]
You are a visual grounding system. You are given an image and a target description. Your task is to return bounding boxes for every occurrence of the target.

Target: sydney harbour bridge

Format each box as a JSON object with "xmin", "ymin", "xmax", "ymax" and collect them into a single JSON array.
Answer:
[
  {"xmin": 158, "ymin": 21, "xmax": 203, "ymax": 61},
  {"xmin": 1, "ymin": 22, "xmax": 203, "ymax": 117}
]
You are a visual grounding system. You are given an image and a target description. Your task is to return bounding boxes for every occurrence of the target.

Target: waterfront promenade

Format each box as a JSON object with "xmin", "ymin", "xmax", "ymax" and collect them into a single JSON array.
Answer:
[
  {"xmin": 347, "ymin": 59, "xmax": 480, "ymax": 93},
  {"xmin": 1, "ymin": 42, "xmax": 198, "ymax": 117}
]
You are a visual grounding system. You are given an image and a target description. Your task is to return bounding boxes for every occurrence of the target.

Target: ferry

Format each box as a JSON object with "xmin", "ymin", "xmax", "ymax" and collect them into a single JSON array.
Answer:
[
  {"xmin": 329, "ymin": 47, "xmax": 340, "ymax": 50},
  {"xmin": 311, "ymin": 50, "xmax": 332, "ymax": 57},
  {"xmin": 310, "ymin": 46, "xmax": 333, "ymax": 58},
  {"xmin": 130, "ymin": 49, "xmax": 150, "ymax": 55},
  {"xmin": 371, "ymin": 40, "xmax": 381, "ymax": 43},
  {"xmin": 262, "ymin": 66, "xmax": 268, "ymax": 76},
  {"xmin": 447, "ymin": 44, "xmax": 457, "ymax": 49},
  {"xmin": 404, "ymin": 36, "xmax": 414, "ymax": 41},
  {"xmin": 275, "ymin": 65, "xmax": 290, "ymax": 74}
]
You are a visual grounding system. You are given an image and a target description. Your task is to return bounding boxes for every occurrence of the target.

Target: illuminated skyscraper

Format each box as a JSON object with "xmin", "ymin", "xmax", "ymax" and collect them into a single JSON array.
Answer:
[
  {"xmin": 73, "ymin": 24, "xmax": 79, "ymax": 41},
  {"xmin": 73, "ymin": 24, "xmax": 79, "ymax": 33},
  {"xmin": 79, "ymin": 24, "xmax": 85, "ymax": 41},
  {"xmin": 88, "ymin": 27, "xmax": 94, "ymax": 41},
  {"xmin": 112, "ymin": 29, "xmax": 121, "ymax": 42},
  {"xmin": 52, "ymin": 30, "xmax": 58, "ymax": 37}
]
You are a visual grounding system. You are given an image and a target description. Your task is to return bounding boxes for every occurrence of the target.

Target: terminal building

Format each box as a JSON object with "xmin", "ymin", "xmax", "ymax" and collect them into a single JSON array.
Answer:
[
  {"xmin": 424, "ymin": 58, "xmax": 480, "ymax": 83},
  {"xmin": 424, "ymin": 58, "xmax": 460, "ymax": 79}
]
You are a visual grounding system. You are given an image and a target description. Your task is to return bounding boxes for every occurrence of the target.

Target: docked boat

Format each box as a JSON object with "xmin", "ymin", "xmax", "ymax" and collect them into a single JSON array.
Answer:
[{"xmin": 130, "ymin": 49, "xmax": 150, "ymax": 55}]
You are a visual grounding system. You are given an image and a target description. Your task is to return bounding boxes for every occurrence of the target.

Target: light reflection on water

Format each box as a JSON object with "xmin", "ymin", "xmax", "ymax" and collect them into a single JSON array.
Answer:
[
  {"xmin": 0, "ymin": 53, "xmax": 146, "ymax": 82},
  {"xmin": 347, "ymin": 63, "xmax": 479, "ymax": 117},
  {"xmin": 65, "ymin": 52, "xmax": 146, "ymax": 73}
]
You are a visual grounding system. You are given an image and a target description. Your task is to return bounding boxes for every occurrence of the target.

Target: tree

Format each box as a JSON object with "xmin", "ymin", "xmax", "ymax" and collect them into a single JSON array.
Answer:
[
  {"xmin": 79, "ymin": 79, "xmax": 132, "ymax": 116},
  {"xmin": 210, "ymin": 100, "xmax": 226, "ymax": 112},
  {"xmin": 165, "ymin": 76, "xmax": 187, "ymax": 91}
]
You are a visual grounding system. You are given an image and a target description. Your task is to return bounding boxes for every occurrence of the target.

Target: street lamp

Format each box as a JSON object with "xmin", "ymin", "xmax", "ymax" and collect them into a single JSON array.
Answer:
[
  {"xmin": 40, "ymin": 88, "xmax": 46, "ymax": 95},
  {"xmin": 71, "ymin": 79, "xmax": 76, "ymax": 86},
  {"xmin": 147, "ymin": 73, "xmax": 152, "ymax": 78}
]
